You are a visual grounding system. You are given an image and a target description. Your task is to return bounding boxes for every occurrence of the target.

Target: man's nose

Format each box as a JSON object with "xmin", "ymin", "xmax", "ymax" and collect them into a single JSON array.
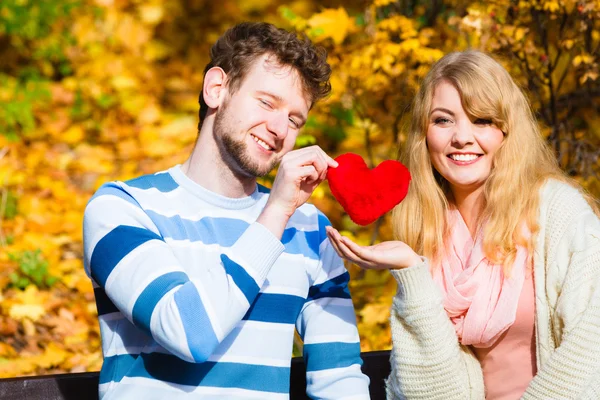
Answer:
[{"xmin": 266, "ymin": 111, "xmax": 289, "ymax": 139}]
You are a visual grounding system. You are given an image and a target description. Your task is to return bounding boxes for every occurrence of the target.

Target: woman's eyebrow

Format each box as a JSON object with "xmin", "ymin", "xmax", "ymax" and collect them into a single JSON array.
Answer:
[{"xmin": 430, "ymin": 107, "xmax": 455, "ymax": 116}]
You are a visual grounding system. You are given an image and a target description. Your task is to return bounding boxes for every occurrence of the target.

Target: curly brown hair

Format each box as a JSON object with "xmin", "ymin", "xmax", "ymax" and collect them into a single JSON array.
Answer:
[{"xmin": 198, "ymin": 22, "xmax": 332, "ymax": 127}]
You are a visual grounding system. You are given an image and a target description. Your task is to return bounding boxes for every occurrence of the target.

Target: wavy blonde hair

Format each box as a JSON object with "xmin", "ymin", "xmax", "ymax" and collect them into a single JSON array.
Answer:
[{"xmin": 393, "ymin": 50, "xmax": 596, "ymax": 270}]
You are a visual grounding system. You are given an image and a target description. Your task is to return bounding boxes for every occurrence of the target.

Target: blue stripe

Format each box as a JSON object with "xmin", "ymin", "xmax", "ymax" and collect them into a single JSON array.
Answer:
[
  {"xmin": 94, "ymin": 287, "xmax": 119, "ymax": 315},
  {"xmin": 220, "ymin": 255, "xmax": 260, "ymax": 304},
  {"xmin": 89, "ymin": 183, "xmax": 141, "ymax": 208},
  {"xmin": 281, "ymin": 228, "xmax": 320, "ymax": 259},
  {"xmin": 303, "ymin": 342, "xmax": 363, "ymax": 372},
  {"xmin": 100, "ymin": 353, "xmax": 139, "ymax": 384},
  {"xmin": 243, "ymin": 293, "xmax": 305, "ymax": 324},
  {"xmin": 90, "ymin": 226, "xmax": 163, "ymax": 287},
  {"xmin": 257, "ymin": 184, "xmax": 270, "ymax": 193},
  {"xmin": 115, "ymin": 353, "xmax": 290, "ymax": 393},
  {"xmin": 132, "ymin": 271, "xmax": 189, "ymax": 336},
  {"xmin": 144, "ymin": 212, "xmax": 321, "ymax": 260},
  {"xmin": 307, "ymin": 272, "xmax": 351, "ymax": 301},
  {"xmin": 317, "ymin": 212, "xmax": 331, "ymax": 244},
  {"xmin": 145, "ymin": 211, "xmax": 247, "ymax": 246},
  {"xmin": 174, "ymin": 283, "xmax": 218, "ymax": 363},
  {"xmin": 125, "ymin": 172, "xmax": 179, "ymax": 192}
]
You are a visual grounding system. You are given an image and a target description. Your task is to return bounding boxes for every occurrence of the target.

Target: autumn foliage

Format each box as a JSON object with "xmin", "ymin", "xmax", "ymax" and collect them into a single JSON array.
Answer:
[{"xmin": 1, "ymin": 0, "xmax": 599, "ymax": 377}]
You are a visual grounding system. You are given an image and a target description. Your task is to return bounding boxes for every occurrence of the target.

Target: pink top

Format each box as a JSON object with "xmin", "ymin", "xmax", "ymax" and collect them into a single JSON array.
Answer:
[{"xmin": 471, "ymin": 268, "xmax": 537, "ymax": 399}]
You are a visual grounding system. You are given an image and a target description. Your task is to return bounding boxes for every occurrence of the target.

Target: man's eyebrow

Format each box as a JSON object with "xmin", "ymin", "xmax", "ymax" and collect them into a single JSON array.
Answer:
[{"xmin": 430, "ymin": 107, "xmax": 455, "ymax": 116}]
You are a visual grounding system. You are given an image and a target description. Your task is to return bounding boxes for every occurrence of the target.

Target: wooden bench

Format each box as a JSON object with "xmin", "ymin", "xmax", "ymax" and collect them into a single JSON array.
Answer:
[{"xmin": 0, "ymin": 350, "xmax": 391, "ymax": 399}]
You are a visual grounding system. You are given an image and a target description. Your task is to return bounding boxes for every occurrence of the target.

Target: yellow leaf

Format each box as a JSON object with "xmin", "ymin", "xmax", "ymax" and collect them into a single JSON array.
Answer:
[
  {"xmin": 62, "ymin": 126, "xmax": 85, "ymax": 145},
  {"xmin": 580, "ymin": 71, "xmax": 599, "ymax": 84},
  {"xmin": 140, "ymin": 127, "xmax": 180, "ymax": 157},
  {"xmin": 118, "ymin": 139, "xmax": 143, "ymax": 160},
  {"xmin": 399, "ymin": 38, "xmax": 421, "ymax": 52},
  {"xmin": 115, "ymin": 14, "xmax": 151, "ymax": 51},
  {"xmin": 144, "ymin": 40, "xmax": 172, "ymax": 61},
  {"xmin": 514, "ymin": 27, "xmax": 528, "ymax": 42},
  {"xmin": 139, "ymin": 4, "xmax": 164, "ymax": 25},
  {"xmin": 307, "ymin": 8, "xmax": 353, "ymax": 45},
  {"xmin": 160, "ymin": 116, "xmax": 197, "ymax": 141},
  {"xmin": 360, "ymin": 303, "xmax": 390, "ymax": 326},
  {"xmin": 562, "ymin": 39, "xmax": 574, "ymax": 50},
  {"xmin": 9, "ymin": 304, "xmax": 46, "ymax": 322},
  {"xmin": 542, "ymin": 0, "xmax": 560, "ymax": 12},
  {"xmin": 111, "ymin": 75, "xmax": 138, "ymax": 91},
  {"xmin": 0, "ymin": 359, "xmax": 37, "ymax": 378},
  {"xmin": 310, "ymin": 186, "xmax": 325, "ymax": 200},
  {"xmin": 0, "ymin": 343, "xmax": 16, "ymax": 358},
  {"xmin": 15, "ymin": 285, "xmax": 43, "ymax": 305},
  {"xmin": 36, "ymin": 343, "xmax": 68, "ymax": 369},
  {"xmin": 374, "ymin": 0, "xmax": 396, "ymax": 6}
]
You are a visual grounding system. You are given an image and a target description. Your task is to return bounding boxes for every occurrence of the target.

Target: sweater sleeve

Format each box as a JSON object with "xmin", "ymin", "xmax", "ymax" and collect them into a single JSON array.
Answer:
[
  {"xmin": 386, "ymin": 260, "xmax": 485, "ymax": 399},
  {"xmin": 522, "ymin": 184, "xmax": 600, "ymax": 399},
  {"xmin": 83, "ymin": 182, "xmax": 284, "ymax": 363},
  {"xmin": 295, "ymin": 212, "xmax": 370, "ymax": 400}
]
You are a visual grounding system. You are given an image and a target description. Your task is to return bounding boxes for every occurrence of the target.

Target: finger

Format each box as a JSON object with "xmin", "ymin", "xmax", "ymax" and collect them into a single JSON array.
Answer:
[
  {"xmin": 337, "ymin": 242, "xmax": 375, "ymax": 270},
  {"xmin": 341, "ymin": 236, "xmax": 374, "ymax": 262},
  {"xmin": 285, "ymin": 149, "xmax": 329, "ymax": 178},
  {"xmin": 335, "ymin": 235, "xmax": 381, "ymax": 269},
  {"xmin": 326, "ymin": 227, "xmax": 346, "ymax": 256},
  {"xmin": 307, "ymin": 149, "xmax": 329, "ymax": 179},
  {"xmin": 325, "ymin": 227, "xmax": 350, "ymax": 258},
  {"xmin": 294, "ymin": 165, "xmax": 319, "ymax": 184},
  {"xmin": 311, "ymin": 145, "xmax": 338, "ymax": 168},
  {"xmin": 326, "ymin": 229, "xmax": 344, "ymax": 258},
  {"xmin": 334, "ymin": 234, "xmax": 368, "ymax": 266},
  {"xmin": 291, "ymin": 146, "xmax": 337, "ymax": 170}
]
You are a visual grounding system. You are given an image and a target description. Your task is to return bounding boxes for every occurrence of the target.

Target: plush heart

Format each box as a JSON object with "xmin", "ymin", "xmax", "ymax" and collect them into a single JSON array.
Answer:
[{"xmin": 326, "ymin": 153, "xmax": 411, "ymax": 226}]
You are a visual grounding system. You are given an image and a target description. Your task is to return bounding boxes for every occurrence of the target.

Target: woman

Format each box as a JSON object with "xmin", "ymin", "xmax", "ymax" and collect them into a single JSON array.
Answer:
[{"xmin": 326, "ymin": 50, "xmax": 600, "ymax": 399}]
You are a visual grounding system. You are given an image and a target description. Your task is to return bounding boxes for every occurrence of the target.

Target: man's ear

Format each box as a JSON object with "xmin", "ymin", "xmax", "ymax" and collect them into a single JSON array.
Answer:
[{"xmin": 203, "ymin": 67, "xmax": 228, "ymax": 109}]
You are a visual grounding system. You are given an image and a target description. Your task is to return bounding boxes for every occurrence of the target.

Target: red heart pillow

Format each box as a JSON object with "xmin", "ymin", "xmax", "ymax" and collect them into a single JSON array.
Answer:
[{"xmin": 326, "ymin": 153, "xmax": 411, "ymax": 226}]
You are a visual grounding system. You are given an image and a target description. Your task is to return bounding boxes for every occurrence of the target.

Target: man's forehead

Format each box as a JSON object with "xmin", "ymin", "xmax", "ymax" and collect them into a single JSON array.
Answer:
[
  {"xmin": 248, "ymin": 54, "xmax": 299, "ymax": 83},
  {"xmin": 243, "ymin": 54, "xmax": 311, "ymax": 109}
]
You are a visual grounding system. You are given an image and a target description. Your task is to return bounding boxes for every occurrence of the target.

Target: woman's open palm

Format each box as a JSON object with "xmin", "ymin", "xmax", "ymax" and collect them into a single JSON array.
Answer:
[{"xmin": 325, "ymin": 226, "xmax": 421, "ymax": 270}]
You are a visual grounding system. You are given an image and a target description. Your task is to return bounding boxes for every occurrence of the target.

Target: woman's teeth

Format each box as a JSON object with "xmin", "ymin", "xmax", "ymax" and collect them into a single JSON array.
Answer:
[{"xmin": 450, "ymin": 154, "xmax": 479, "ymax": 162}]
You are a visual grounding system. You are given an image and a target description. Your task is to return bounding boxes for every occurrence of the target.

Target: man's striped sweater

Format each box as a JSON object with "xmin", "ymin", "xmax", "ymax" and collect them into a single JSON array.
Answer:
[{"xmin": 83, "ymin": 165, "xmax": 370, "ymax": 399}]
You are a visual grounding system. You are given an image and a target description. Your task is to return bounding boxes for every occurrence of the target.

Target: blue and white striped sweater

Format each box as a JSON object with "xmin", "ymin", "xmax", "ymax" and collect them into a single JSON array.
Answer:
[{"xmin": 83, "ymin": 165, "xmax": 370, "ymax": 399}]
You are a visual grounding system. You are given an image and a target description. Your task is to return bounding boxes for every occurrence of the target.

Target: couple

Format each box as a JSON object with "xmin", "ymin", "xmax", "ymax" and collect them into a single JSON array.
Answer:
[{"xmin": 83, "ymin": 22, "xmax": 600, "ymax": 399}]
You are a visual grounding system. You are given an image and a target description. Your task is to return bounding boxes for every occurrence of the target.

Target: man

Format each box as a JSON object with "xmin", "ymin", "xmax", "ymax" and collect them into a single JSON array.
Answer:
[{"xmin": 83, "ymin": 22, "xmax": 370, "ymax": 399}]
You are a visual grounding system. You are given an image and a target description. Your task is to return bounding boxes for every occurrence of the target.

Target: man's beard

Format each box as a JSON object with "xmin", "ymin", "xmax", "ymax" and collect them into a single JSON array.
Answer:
[{"xmin": 214, "ymin": 104, "xmax": 279, "ymax": 178}]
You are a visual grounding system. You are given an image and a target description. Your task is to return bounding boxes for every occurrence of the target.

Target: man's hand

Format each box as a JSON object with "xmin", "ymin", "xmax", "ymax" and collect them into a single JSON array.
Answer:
[{"xmin": 257, "ymin": 146, "xmax": 338, "ymax": 238}]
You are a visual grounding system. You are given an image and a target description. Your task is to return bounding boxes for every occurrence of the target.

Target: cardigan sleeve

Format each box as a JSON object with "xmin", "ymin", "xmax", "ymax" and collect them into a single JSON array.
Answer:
[
  {"xmin": 522, "ymin": 183, "xmax": 600, "ymax": 399},
  {"xmin": 386, "ymin": 260, "xmax": 485, "ymax": 399}
]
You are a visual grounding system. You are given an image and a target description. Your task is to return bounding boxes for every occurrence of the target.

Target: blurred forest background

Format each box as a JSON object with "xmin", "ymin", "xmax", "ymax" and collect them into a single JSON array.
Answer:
[{"xmin": 1, "ymin": 0, "xmax": 599, "ymax": 377}]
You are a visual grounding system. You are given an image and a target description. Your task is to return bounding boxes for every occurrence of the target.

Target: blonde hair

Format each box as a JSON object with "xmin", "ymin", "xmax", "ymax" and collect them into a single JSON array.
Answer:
[{"xmin": 393, "ymin": 50, "xmax": 597, "ymax": 270}]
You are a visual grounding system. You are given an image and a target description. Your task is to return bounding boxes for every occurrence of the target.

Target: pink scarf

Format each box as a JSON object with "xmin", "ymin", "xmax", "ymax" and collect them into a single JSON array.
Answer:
[{"xmin": 431, "ymin": 209, "xmax": 528, "ymax": 348}]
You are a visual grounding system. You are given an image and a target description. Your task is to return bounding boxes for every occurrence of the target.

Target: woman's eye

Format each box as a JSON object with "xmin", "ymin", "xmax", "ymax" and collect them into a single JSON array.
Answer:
[
  {"xmin": 474, "ymin": 118, "xmax": 493, "ymax": 125},
  {"xmin": 289, "ymin": 118, "xmax": 299, "ymax": 128},
  {"xmin": 434, "ymin": 117, "xmax": 451, "ymax": 125}
]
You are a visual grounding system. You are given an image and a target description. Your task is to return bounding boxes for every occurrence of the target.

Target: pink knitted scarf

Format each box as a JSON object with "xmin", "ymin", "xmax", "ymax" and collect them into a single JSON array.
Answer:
[{"xmin": 431, "ymin": 209, "xmax": 528, "ymax": 348}]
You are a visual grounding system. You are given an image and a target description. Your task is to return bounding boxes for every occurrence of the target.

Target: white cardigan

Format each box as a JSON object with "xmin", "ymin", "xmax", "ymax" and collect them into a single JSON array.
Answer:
[{"xmin": 386, "ymin": 179, "xmax": 600, "ymax": 399}]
